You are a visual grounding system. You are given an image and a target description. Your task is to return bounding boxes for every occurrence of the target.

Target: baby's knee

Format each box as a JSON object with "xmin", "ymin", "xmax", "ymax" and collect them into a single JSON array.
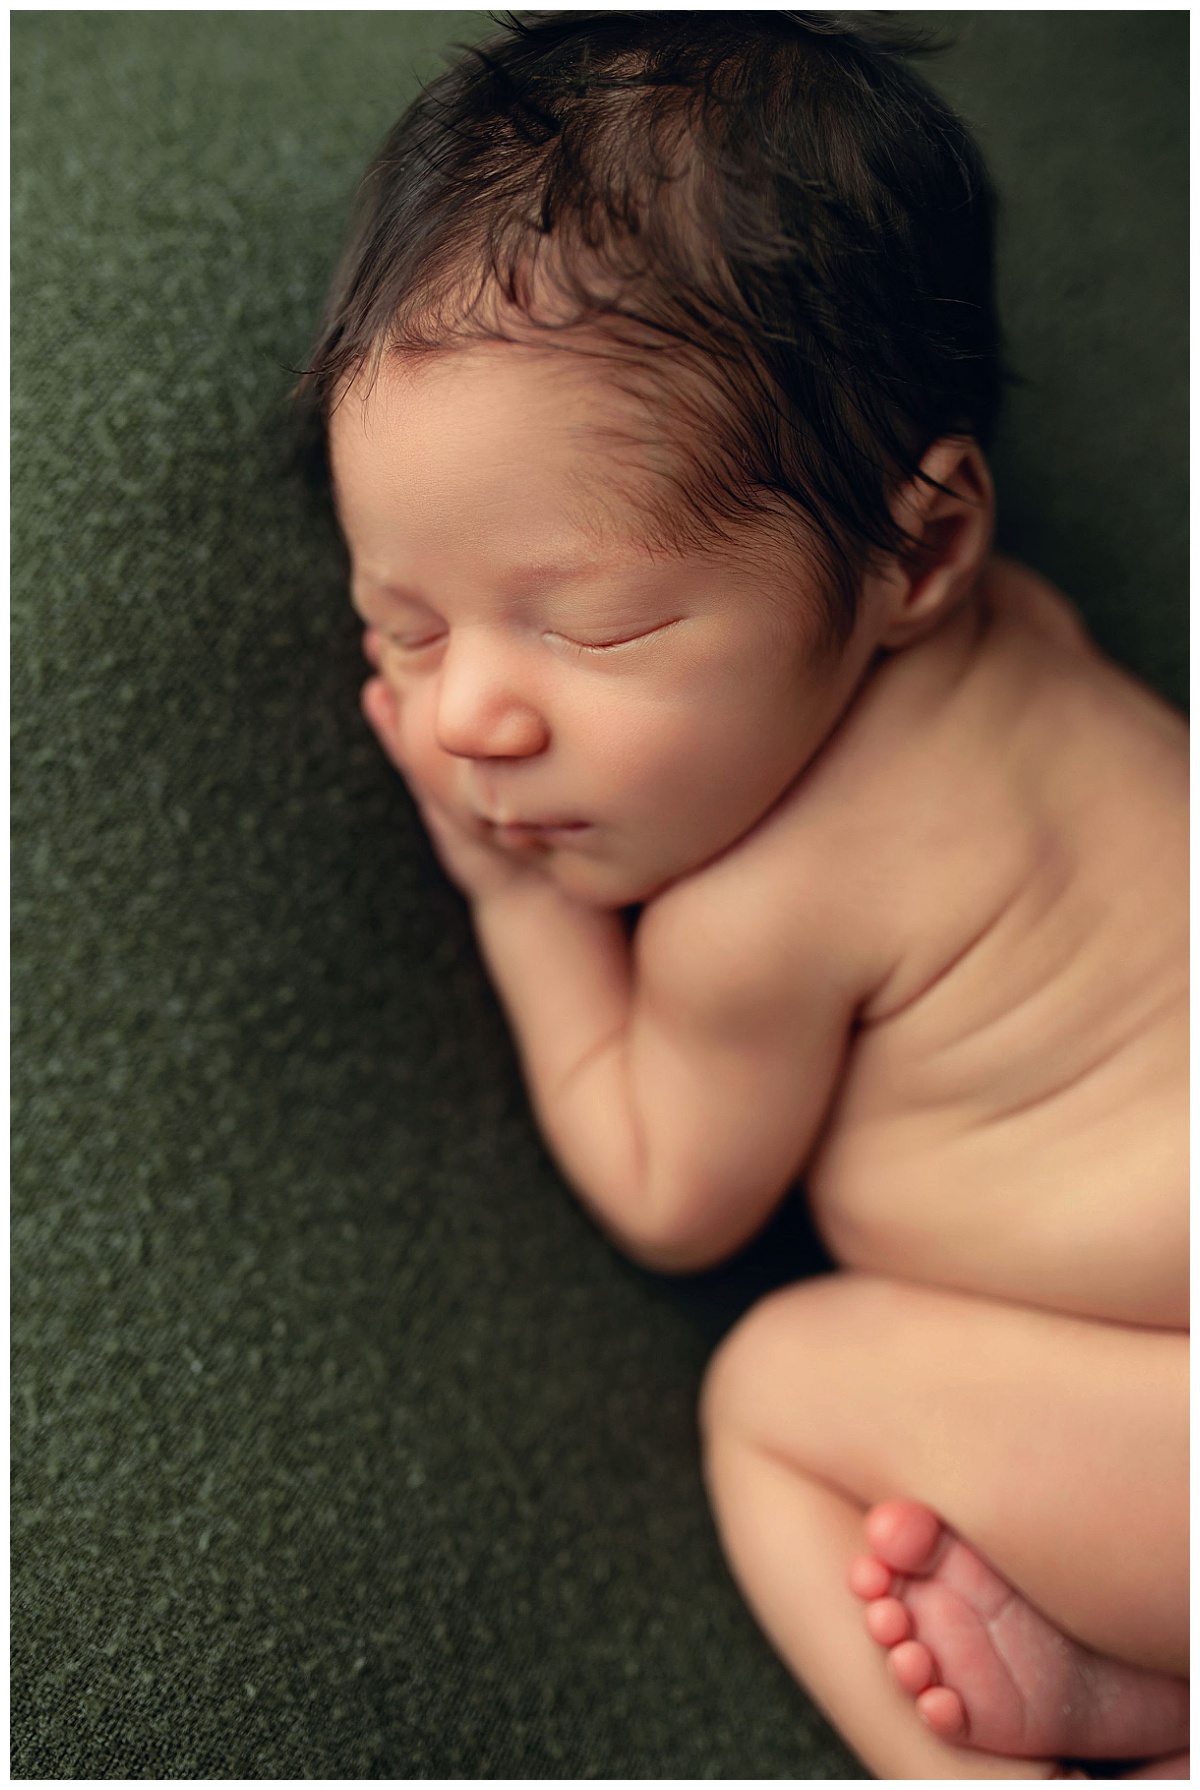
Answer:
[
  {"xmin": 698, "ymin": 1270, "xmax": 901, "ymax": 1458},
  {"xmin": 699, "ymin": 1273, "xmax": 840, "ymax": 1448}
]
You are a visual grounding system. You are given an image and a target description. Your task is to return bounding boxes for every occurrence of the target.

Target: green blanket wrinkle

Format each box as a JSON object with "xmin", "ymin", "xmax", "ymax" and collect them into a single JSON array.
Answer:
[{"xmin": 12, "ymin": 13, "xmax": 1185, "ymax": 1780}]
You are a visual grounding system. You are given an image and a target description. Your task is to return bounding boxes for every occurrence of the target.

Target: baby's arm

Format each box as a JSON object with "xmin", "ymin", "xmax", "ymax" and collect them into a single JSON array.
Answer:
[
  {"xmin": 413, "ymin": 780, "xmax": 859, "ymax": 1273},
  {"xmin": 473, "ymin": 864, "xmax": 858, "ymax": 1269}
]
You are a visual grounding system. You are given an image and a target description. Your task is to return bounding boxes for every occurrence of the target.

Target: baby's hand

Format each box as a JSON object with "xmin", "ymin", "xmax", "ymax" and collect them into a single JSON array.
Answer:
[{"xmin": 360, "ymin": 659, "xmax": 546, "ymax": 905}]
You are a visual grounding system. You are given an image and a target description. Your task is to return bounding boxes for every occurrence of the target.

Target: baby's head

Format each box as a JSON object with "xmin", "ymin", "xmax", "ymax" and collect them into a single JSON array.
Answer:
[{"xmin": 307, "ymin": 12, "xmax": 1002, "ymax": 904}]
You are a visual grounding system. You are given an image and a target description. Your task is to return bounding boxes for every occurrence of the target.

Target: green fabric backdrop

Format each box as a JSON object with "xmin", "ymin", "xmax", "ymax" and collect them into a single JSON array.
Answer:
[{"xmin": 12, "ymin": 13, "xmax": 1186, "ymax": 1779}]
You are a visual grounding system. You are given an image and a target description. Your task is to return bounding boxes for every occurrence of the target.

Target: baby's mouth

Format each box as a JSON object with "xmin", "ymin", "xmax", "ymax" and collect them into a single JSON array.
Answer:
[
  {"xmin": 486, "ymin": 817, "xmax": 591, "ymax": 848},
  {"xmin": 466, "ymin": 776, "xmax": 594, "ymax": 846}
]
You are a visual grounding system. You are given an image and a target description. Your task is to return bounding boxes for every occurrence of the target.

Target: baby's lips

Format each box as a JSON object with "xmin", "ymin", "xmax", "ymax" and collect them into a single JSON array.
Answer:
[{"xmin": 361, "ymin": 626, "xmax": 384, "ymax": 670}]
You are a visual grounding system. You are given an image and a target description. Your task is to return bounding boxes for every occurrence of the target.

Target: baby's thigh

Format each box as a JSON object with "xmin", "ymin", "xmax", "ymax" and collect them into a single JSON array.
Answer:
[{"xmin": 699, "ymin": 1271, "xmax": 1187, "ymax": 1673}]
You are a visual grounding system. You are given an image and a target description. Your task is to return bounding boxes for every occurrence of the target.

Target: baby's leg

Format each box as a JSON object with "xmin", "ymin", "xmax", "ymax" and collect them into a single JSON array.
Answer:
[{"xmin": 699, "ymin": 1272, "xmax": 1186, "ymax": 1781}]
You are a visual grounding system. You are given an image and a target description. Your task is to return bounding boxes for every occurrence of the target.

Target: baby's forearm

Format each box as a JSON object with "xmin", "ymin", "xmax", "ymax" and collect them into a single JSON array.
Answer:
[
  {"xmin": 470, "ymin": 870, "xmax": 835, "ymax": 1273},
  {"xmin": 470, "ymin": 879, "xmax": 649, "ymax": 1235}
]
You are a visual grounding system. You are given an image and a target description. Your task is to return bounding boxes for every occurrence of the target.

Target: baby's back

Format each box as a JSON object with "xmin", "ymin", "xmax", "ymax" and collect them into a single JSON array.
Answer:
[{"xmin": 794, "ymin": 560, "xmax": 1187, "ymax": 1327}]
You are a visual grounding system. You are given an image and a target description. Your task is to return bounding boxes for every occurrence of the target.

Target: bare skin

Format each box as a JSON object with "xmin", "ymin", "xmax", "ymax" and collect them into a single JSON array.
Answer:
[{"xmin": 330, "ymin": 344, "xmax": 1188, "ymax": 1779}]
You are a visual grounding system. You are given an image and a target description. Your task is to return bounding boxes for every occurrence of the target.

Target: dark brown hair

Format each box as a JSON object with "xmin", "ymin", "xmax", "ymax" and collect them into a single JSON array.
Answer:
[{"xmin": 297, "ymin": 11, "xmax": 1003, "ymax": 636}]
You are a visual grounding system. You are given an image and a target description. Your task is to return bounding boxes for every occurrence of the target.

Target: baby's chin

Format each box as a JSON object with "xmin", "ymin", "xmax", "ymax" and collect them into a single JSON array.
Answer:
[{"xmin": 532, "ymin": 838, "xmax": 699, "ymax": 909}]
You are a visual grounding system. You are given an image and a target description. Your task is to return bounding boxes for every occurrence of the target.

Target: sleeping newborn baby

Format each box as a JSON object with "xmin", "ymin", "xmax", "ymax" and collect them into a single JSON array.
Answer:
[{"xmin": 303, "ymin": 15, "xmax": 1187, "ymax": 1780}]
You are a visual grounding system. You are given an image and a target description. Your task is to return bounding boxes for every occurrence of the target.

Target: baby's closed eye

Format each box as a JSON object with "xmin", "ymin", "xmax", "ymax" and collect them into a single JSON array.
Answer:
[
  {"xmin": 545, "ymin": 617, "xmax": 684, "ymax": 654},
  {"xmin": 382, "ymin": 625, "xmax": 446, "ymax": 654}
]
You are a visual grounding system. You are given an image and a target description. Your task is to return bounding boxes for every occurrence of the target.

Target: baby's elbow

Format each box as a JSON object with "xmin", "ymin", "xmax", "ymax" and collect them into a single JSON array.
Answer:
[
  {"xmin": 618, "ymin": 1226, "xmax": 729, "ymax": 1276},
  {"xmin": 598, "ymin": 1180, "xmax": 758, "ymax": 1276}
]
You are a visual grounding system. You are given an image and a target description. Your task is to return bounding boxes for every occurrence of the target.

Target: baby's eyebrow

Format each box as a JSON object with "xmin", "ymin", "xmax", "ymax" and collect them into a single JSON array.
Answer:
[
  {"xmin": 496, "ymin": 560, "xmax": 609, "ymax": 597},
  {"xmin": 355, "ymin": 574, "xmax": 432, "ymax": 607}
]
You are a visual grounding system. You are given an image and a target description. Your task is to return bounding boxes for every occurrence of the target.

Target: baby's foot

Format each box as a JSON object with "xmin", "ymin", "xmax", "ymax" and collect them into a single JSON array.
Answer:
[{"xmin": 848, "ymin": 1500, "xmax": 1189, "ymax": 1763}]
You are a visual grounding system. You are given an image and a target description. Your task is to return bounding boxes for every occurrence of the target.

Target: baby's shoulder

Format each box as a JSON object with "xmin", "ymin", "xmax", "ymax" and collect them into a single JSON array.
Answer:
[
  {"xmin": 810, "ymin": 554, "xmax": 1185, "ymax": 861},
  {"xmin": 968, "ymin": 556, "xmax": 1188, "ymax": 824},
  {"xmin": 826, "ymin": 555, "xmax": 1187, "ymax": 1003}
]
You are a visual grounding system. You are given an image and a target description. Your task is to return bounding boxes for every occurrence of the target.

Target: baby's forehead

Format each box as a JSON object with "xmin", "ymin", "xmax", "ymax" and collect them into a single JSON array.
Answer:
[{"xmin": 330, "ymin": 341, "xmax": 688, "ymax": 545}]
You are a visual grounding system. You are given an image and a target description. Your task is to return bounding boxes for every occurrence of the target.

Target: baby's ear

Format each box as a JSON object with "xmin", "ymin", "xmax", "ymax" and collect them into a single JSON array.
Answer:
[{"xmin": 874, "ymin": 438, "xmax": 994, "ymax": 649}]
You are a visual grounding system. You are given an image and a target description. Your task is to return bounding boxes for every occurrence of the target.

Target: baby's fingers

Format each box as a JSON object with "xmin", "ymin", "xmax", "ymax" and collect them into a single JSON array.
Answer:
[{"xmin": 360, "ymin": 674, "xmax": 409, "ymax": 778}]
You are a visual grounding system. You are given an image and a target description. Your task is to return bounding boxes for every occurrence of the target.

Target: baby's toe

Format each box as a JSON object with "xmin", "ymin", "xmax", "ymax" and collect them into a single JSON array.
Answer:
[
  {"xmin": 915, "ymin": 1683, "xmax": 968, "ymax": 1741},
  {"xmin": 864, "ymin": 1499, "xmax": 945, "ymax": 1576},
  {"xmin": 865, "ymin": 1595, "xmax": 912, "ymax": 1648},
  {"xmin": 889, "ymin": 1637, "xmax": 938, "ymax": 1697},
  {"xmin": 848, "ymin": 1552, "xmax": 892, "ymax": 1601}
]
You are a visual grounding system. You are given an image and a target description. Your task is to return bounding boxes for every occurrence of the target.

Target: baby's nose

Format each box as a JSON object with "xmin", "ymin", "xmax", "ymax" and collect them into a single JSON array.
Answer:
[
  {"xmin": 438, "ymin": 702, "xmax": 548, "ymax": 760},
  {"xmin": 434, "ymin": 648, "xmax": 548, "ymax": 761}
]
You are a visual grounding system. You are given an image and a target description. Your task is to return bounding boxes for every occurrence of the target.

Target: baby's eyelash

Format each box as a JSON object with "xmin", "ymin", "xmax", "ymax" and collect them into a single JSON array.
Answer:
[
  {"xmin": 549, "ymin": 619, "xmax": 682, "ymax": 654},
  {"xmin": 554, "ymin": 634, "xmax": 635, "ymax": 656},
  {"xmin": 383, "ymin": 629, "xmax": 444, "ymax": 653}
]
